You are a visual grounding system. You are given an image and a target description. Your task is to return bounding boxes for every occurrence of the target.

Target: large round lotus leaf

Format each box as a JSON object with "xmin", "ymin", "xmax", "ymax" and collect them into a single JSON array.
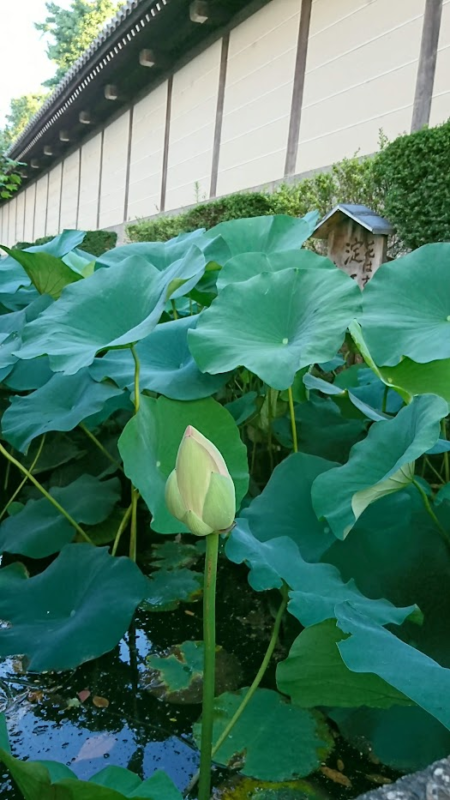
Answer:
[
  {"xmin": 0, "ymin": 544, "xmax": 148, "ymax": 671},
  {"xmin": 3, "ymin": 355, "xmax": 53, "ymax": 391},
  {"xmin": 312, "ymin": 394, "xmax": 447, "ymax": 539},
  {"xmin": 28, "ymin": 229, "xmax": 87, "ymax": 257},
  {"xmin": 0, "ymin": 474, "xmax": 121, "ymax": 558},
  {"xmin": 202, "ymin": 213, "xmax": 319, "ymax": 267},
  {"xmin": 15, "ymin": 247, "xmax": 205, "ymax": 374},
  {"xmin": 2, "ymin": 368, "xmax": 125, "ymax": 452},
  {"xmin": 336, "ymin": 603, "xmax": 450, "ymax": 730},
  {"xmin": 276, "ymin": 620, "xmax": 409, "ymax": 709},
  {"xmin": 360, "ymin": 244, "xmax": 450, "ymax": 366},
  {"xmin": 217, "ymin": 249, "xmax": 333, "ymax": 290},
  {"xmin": 118, "ymin": 395, "xmax": 249, "ymax": 533},
  {"xmin": 0, "ymin": 294, "xmax": 53, "ymax": 371},
  {"xmin": 193, "ymin": 688, "xmax": 333, "ymax": 780},
  {"xmin": 189, "ymin": 268, "xmax": 361, "ymax": 390},
  {"xmin": 90, "ymin": 317, "xmax": 229, "ymax": 400},
  {"xmin": 240, "ymin": 453, "xmax": 336, "ymax": 561},
  {"xmin": 95, "ymin": 229, "xmax": 205, "ymax": 269}
]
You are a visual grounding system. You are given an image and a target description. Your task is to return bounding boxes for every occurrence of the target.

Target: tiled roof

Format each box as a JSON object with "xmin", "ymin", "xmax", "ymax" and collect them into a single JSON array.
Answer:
[{"xmin": 7, "ymin": 0, "xmax": 167, "ymax": 159}]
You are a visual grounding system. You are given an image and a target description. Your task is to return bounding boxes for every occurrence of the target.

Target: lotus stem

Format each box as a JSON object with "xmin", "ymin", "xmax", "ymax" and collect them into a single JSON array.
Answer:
[
  {"xmin": 0, "ymin": 434, "xmax": 46, "ymax": 522},
  {"xmin": 112, "ymin": 502, "xmax": 133, "ymax": 556},
  {"xmin": 198, "ymin": 531, "xmax": 219, "ymax": 800},
  {"xmin": 287, "ymin": 386, "xmax": 298, "ymax": 453},
  {"xmin": 128, "ymin": 345, "xmax": 141, "ymax": 562},
  {"xmin": 131, "ymin": 345, "xmax": 140, "ymax": 414},
  {"xmin": 0, "ymin": 441, "xmax": 93, "ymax": 544},
  {"xmin": 412, "ymin": 478, "xmax": 450, "ymax": 547},
  {"xmin": 79, "ymin": 423, "xmax": 122, "ymax": 471},
  {"xmin": 186, "ymin": 589, "xmax": 288, "ymax": 797}
]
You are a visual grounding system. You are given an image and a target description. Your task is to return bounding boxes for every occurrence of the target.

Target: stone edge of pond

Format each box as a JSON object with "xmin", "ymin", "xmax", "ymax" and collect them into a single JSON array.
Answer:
[{"xmin": 356, "ymin": 756, "xmax": 450, "ymax": 800}]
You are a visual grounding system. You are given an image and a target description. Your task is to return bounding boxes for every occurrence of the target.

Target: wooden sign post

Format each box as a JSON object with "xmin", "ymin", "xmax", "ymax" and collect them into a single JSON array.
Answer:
[{"xmin": 312, "ymin": 204, "xmax": 392, "ymax": 289}]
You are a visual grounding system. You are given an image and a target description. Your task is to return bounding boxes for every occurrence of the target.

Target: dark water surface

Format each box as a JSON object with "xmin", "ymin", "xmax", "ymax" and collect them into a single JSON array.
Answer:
[{"xmin": 0, "ymin": 560, "xmax": 399, "ymax": 799}]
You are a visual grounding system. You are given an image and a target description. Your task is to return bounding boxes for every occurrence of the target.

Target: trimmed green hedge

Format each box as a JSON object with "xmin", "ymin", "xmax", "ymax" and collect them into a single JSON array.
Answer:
[
  {"xmin": 127, "ymin": 121, "xmax": 450, "ymax": 251},
  {"xmin": 15, "ymin": 228, "xmax": 117, "ymax": 256}
]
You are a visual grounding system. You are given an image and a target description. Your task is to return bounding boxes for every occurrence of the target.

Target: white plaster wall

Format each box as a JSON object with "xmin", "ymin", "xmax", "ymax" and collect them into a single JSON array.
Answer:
[
  {"xmin": 34, "ymin": 176, "xmax": 48, "ymax": 240},
  {"xmin": 99, "ymin": 111, "xmax": 130, "ymax": 228},
  {"xmin": 0, "ymin": 205, "xmax": 5, "ymax": 246},
  {"xmin": 23, "ymin": 184, "xmax": 36, "ymax": 242},
  {"xmin": 297, "ymin": 0, "xmax": 426, "ymax": 172},
  {"xmin": 7, "ymin": 196, "xmax": 17, "ymax": 246},
  {"xmin": 46, "ymin": 163, "xmax": 63, "ymax": 236},
  {"xmin": 166, "ymin": 42, "xmax": 221, "ymax": 210},
  {"xmin": 217, "ymin": 0, "xmax": 301, "ymax": 196},
  {"xmin": 78, "ymin": 133, "xmax": 102, "ymax": 230},
  {"xmin": 60, "ymin": 151, "xmax": 80, "ymax": 230},
  {"xmin": 430, "ymin": 0, "xmax": 450, "ymax": 126},
  {"xmin": 127, "ymin": 82, "xmax": 167, "ymax": 220},
  {"xmin": 16, "ymin": 191, "xmax": 25, "ymax": 244}
]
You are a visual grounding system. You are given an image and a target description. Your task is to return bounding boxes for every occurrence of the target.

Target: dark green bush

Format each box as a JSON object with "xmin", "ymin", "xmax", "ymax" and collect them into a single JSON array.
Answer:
[
  {"xmin": 373, "ymin": 120, "xmax": 450, "ymax": 250},
  {"xmin": 15, "ymin": 229, "xmax": 117, "ymax": 256}
]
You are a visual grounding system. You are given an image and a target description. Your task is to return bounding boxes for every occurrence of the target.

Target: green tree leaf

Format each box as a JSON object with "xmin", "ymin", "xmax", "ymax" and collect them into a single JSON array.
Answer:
[
  {"xmin": 193, "ymin": 688, "xmax": 333, "ymax": 780},
  {"xmin": 118, "ymin": 396, "xmax": 249, "ymax": 533},
  {"xmin": 0, "ymin": 544, "xmax": 148, "ymax": 671},
  {"xmin": 311, "ymin": 394, "xmax": 447, "ymax": 539},
  {"xmin": 189, "ymin": 267, "xmax": 361, "ymax": 390},
  {"xmin": 276, "ymin": 620, "xmax": 410, "ymax": 708}
]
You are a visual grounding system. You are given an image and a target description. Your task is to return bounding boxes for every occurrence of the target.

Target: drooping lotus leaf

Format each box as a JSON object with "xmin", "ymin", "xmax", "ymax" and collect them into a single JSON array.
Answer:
[
  {"xmin": 3, "ymin": 355, "xmax": 53, "ymax": 391},
  {"xmin": 0, "ymin": 474, "xmax": 121, "ymax": 558},
  {"xmin": 311, "ymin": 394, "xmax": 447, "ymax": 539},
  {"xmin": 350, "ymin": 320, "xmax": 450, "ymax": 403},
  {"xmin": 95, "ymin": 228, "xmax": 206, "ymax": 269},
  {"xmin": 90, "ymin": 317, "xmax": 230, "ymax": 401},
  {"xmin": 360, "ymin": 243, "xmax": 450, "ymax": 366},
  {"xmin": 189, "ymin": 267, "xmax": 361, "ymax": 390},
  {"xmin": 0, "ymin": 293, "xmax": 53, "ymax": 372},
  {"xmin": 217, "ymin": 248, "xmax": 333, "ymax": 291},
  {"xmin": 330, "ymin": 706, "xmax": 450, "ymax": 773},
  {"xmin": 15, "ymin": 247, "xmax": 205, "ymax": 374},
  {"xmin": 202, "ymin": 213, "xmax": 319, "ymax": 268},
  {"xmin": 28, "ymin": 229, "xmax": 87, "ymax": 258},
  {"xmin": 0, "ymin": 732, "xmax": 182, "ymax": 800},
  {"xmin": 0, "ymin": 245, "xmax": 83, "ymax": 299},
  {"xmin": 225, "ymin": 391, "xmax": 258, "ymax": 425},
  {"xmin": 336, "ymin": 602, "xmax": 450, "ymax": 730},
  {"xmin": 226, "ymin": 522, "xmax": 417, "ymax": 628},
  {"xmin": 2, "ymin": 368, "xmax": 125, "ymax": 452},
  {"xmin": 240, "ymin": 453, "xmax": 336, "ymax": 561},
  {"xmin": 118, "ymin": 395, "xmax": 249, "ymax": 533},
  {"xmin": 0, "ymin": 544, "xmax": 148, "ymax": 671},
  {"xmin": 276, "ymin": 620, "xmax": 410, "ymax": 709},
  {"xmin": 193, "ymin": 688, "xmax": 333, "ymax": 781}
]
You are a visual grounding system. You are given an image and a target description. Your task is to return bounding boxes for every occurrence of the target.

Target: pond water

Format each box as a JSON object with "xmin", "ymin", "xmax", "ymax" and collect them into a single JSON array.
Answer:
[{"xmin": 0, "ymin": 558, "xmax": 399, "ymax": 800}]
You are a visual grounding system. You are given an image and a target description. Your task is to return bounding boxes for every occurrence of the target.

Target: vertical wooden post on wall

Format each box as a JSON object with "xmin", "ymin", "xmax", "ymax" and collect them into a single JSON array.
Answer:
[
  {"xmin": 411, "ymin": 0, "xmax": 443, "ymax": 131},
  {"xmin": 210, "ymin": 33, "xmax": 230, "ymax": 198},
  {"xmin": 75, "ymin": 147, "xmax": 83, "ymax": 229},
  {"xmin": 284, "ymin": 0, "xmax": 312, "ymax": 176},
  {"xmin": 160, "ymin": 76, "xmax": 173, "ymax": 213},
  {"xmin": 123, "ymin": 105, "xmax": 135, "ymax": 222},
  {"xmin": 96, "ymin": 128, "xmax": 105, "ymax": 229}
]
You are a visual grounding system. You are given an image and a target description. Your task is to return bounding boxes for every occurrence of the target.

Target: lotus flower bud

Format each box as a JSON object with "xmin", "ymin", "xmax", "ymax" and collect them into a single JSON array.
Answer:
[{"xmin": 165, "ymin": 426, "xmax": 236, "ymax": 536}]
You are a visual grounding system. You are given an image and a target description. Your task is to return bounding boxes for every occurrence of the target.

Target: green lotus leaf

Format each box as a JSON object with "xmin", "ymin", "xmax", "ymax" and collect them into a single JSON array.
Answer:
[
  {"xmin": 311, "ymin": 394, "xmax": 447, "ymax": 539},
  {"xmin": 0, "ymin": 245, "xmax": 83, "ymax": 299},
  {"xmin": 90, "ymin": 317, "xmax": 229, "ymax": 401},
  {"xmin": 193, "ymin": 688, "xmax": 333, "ymax": 780},
  {"xmin": 2, "ymin": 368, "xmax": 125, "ymax": 452},
  {"xmin": 0, "ymin": 474, "xmax": 121, "ymax": 558},
  {"xmin": 336, "ymin": 602, "xmax": 450, "ymax": 730},
  {"xmin": 360, "ymin": 244, "xmax": 450, "ymax": 366},
  {"xmin": 226, "ymin": 522, "xmax": 417, "ymax": 628},
  {"xmin": 0, "ymin": 544, "xmax": 148, "ymax": 671},
  {"xmin": 217, "ymin": 248, "xmax": 333, "ymax": 291},
  {"xmin": 189, "ymin": 267, "xmax": 361, "ymax": 390},
  {"xmin": 15, "ymin": 246, "xmax": 205, "ymax": 374},
  {"xmin": 143, "ymin": 568, "xmax": 203, "ymax": 611},
  {"xmin": 276, "ymin": 620, "xmax": 410, "ymax": 708},
  {"xmin": 118, "ymin": 395, "xmax": 248, "ymax": 533}
]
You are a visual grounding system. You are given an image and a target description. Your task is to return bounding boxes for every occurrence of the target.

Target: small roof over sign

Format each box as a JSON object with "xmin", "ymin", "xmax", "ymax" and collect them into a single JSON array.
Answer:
[{"xmin": 313, "ymin": 203, "xmax": 393, "ymax": 238}]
